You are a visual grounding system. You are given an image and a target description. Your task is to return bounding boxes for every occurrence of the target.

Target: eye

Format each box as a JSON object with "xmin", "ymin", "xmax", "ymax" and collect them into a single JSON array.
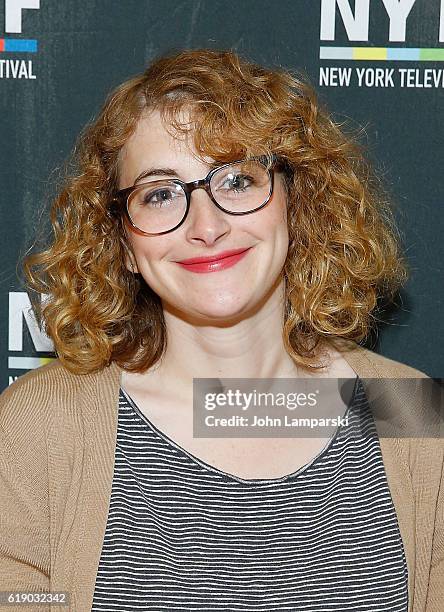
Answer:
[
  {"xmin": 145, "ymin": 188, "xmax": 176, "ymax": 206},
  {"xmin": 221, "ymin": 173, "xmax": 253, "ymax": 192},
  {"xmin": 134, "ymin": 183, "xmax": 185, "ymax": 208}
]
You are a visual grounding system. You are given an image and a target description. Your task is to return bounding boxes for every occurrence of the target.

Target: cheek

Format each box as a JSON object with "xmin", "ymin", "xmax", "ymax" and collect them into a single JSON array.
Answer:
[
  {"xmin": 125, "ymin": 232, "xmax": 168, "ymax": 274},
  {"xmin": 127, "ymin": 218, "xmax": 178, "ymax": 259},
  {"xmin": 269, "ymin": 178, "xmax": 288, "ymax": 219},
  {"xmin": 264, "ymin": 190, "xmax": 288, "ymax": 235},
  {"xmin": 269, "ymin": 193, "xmax": 290, "ymax": 261}
]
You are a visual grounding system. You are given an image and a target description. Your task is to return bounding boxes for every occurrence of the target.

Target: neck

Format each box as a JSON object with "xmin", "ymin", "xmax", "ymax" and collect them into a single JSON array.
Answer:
[{"xmin": 143, "ymin": 277, "xmax": 333, "ymax": 395}]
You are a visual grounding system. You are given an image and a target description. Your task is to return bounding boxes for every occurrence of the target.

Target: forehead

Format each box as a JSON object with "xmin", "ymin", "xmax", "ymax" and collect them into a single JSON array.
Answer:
[{"xmin": 118, "ymin": 108, "xmax": 213, "ymax": 186}]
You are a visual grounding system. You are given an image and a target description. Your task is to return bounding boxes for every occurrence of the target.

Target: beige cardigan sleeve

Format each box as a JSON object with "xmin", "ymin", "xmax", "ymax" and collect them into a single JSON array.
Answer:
[
  {"xmin": 0, "ymin": 377, "xmax": 51, "ymax": 610},
  {"xmin": 427, "ymin": 441, "xmax": 444, "ymax": 609}
]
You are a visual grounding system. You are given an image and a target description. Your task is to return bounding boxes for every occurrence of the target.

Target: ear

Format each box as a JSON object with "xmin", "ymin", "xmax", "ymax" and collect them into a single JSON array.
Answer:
[
  {"xmin": 124, "ymin": 247, "xmax": 139, "ymax": 274},
  {"xmin": 121, "ymin": 225, "xmax": 139, "ymax": 274}
]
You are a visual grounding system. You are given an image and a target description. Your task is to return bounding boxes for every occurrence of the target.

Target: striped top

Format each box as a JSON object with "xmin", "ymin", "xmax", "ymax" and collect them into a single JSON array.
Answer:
[{"xmin": 91, "ymin": 377, "xmax": 408, "ymax": 611}]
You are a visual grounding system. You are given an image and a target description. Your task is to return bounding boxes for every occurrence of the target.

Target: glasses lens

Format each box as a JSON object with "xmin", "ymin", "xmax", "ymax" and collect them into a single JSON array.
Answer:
[
  {"xmin": 209, "ymin": 159, "xmax": 271, "ymax": 213},
  {"xmin": 127, "ymin": 181, "xmax": 187, "ymax": 233}
]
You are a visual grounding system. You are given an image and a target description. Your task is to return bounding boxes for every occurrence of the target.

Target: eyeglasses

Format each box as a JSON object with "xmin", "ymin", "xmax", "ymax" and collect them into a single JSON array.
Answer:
[{"xmin": 109, "ymin": 154, "xmax": 280, "ymax": 236}]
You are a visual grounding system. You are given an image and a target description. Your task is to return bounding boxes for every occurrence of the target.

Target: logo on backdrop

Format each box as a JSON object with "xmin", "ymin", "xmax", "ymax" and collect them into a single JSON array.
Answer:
[
  {"xmin": 8, "ymin": 292, "xmax": 55, "ymax": 385},
  {"xmin": 319, "ymin": 0, "xmax": 444, "ymax": 88},
  {"xmin": 1, "ymin": 0, "xmax": 39, "ymax": 79}
]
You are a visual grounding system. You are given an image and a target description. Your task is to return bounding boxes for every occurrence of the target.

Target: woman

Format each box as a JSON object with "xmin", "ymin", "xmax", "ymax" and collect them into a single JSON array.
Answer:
[{"xmin": 0, "ymin": 49, "xmax": 442, "ymax": 611}]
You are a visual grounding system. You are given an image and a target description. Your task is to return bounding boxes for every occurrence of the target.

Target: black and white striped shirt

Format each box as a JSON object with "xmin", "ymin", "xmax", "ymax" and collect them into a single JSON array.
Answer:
[{"xmin": 91, "ymin": 377, "xmax": 408, "ymax": 611}]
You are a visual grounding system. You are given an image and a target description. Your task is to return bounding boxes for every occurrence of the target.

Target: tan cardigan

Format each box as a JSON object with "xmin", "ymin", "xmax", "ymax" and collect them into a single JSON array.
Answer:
[{"xmin": 0, "ymin": 339, "xmax": 443, "ymax": 612}]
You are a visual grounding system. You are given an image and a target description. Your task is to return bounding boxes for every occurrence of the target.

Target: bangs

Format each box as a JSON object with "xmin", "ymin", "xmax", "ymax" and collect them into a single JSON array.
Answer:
[{"xmin": 142, "ymin": 77, "xmax": 288, "ymax": 165}]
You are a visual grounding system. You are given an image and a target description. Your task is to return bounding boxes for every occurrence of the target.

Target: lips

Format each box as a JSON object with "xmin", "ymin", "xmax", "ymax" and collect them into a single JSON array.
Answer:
[
  {"xmin": 175, "ymin": 247, "xmax": 252, "ymax": 274},
  {"xmin": 177, "ymin": 248, "xmax": 251, "ymax": 265}
]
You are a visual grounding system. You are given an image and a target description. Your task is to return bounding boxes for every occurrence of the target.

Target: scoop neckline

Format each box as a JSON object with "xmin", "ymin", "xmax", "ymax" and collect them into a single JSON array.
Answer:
[{"xmin": 119, "ymin": 375, "xmax": 361, "ymax": 486}]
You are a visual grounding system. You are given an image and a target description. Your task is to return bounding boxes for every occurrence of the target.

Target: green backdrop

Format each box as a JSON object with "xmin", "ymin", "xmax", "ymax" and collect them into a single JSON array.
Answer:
[{"xmin": 1, "ymin": 1, "xmax": 443, "ymax": 388}]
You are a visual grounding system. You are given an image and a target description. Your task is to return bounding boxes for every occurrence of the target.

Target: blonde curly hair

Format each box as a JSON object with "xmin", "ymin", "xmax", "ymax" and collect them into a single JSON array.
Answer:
[{"xmin": 23, "ymin": 48, "xmax": 408, "ymax": 375}]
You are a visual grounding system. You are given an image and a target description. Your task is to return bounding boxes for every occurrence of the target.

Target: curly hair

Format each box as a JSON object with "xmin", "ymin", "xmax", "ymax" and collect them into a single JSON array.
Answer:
[{"xmin": 22, "ymin": 48, "xmax": 409, "ymax": 375}]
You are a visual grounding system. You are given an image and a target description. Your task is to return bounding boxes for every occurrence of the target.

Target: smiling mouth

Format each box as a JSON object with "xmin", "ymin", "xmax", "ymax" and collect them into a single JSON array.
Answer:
[
  {"xmin": 176, "ymin": 247, "xmax": 251, "ymax": 265},
  {"xmin": 175, "ymin": 247, "xmax": 252, "ymax": 273}
]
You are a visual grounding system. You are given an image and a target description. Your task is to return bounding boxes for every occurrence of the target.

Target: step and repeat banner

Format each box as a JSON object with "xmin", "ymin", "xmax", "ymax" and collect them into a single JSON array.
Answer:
[{"xmin": 1, "ymin": 1, "xmax": 443, "ymax": 389}]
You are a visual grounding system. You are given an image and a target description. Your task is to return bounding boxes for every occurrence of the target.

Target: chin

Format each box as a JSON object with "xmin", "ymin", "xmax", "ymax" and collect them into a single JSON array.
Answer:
[
  {"xmin": 163, "ymin": 289, "xmax": 260, "ymax": 324},
  {"xmin": 186, "ymin": 297, "xmax": 254, "ymax": 324}
]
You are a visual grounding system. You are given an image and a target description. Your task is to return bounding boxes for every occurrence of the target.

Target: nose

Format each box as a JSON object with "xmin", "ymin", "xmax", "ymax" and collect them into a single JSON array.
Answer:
[{"xmin": 184, "ymin": 186, "xmax": 231, "ymax": 245}]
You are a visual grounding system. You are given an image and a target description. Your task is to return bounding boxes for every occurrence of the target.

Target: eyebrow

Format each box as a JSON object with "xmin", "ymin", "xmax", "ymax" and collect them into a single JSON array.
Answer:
[{"xmin": 132, "ymin": 167, "xmax": 181, "ymax": 186}]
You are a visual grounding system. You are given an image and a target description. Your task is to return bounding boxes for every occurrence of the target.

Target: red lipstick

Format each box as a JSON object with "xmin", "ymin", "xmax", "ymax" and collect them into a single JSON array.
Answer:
[{"xmin": 176, "ymin": 247, "xmax": 252, "ymax": 273}]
